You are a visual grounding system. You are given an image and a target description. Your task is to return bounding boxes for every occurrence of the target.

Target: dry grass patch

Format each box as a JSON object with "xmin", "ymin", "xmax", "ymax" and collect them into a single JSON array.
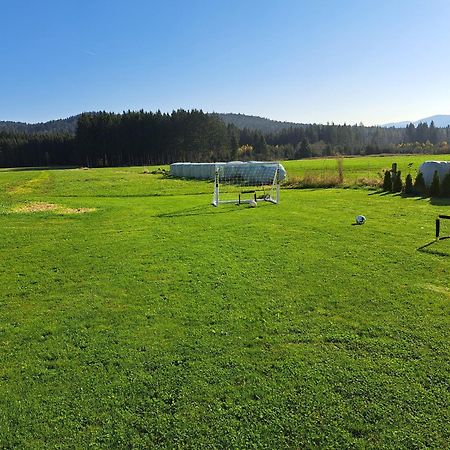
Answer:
[
  {"xmin": 284, "ymin": 173, "xmax": 381, "ymax": 189},
  {"xmin": 9, "ymin": 173, "xmax": 51, "ymax": 195},
  {"xmin": 284, "ymin": 172, "xmax": 343, "ymax": 189},
  {"xmin": 12, "ymin": 202, "xmax": 96, "ymax": 214}
]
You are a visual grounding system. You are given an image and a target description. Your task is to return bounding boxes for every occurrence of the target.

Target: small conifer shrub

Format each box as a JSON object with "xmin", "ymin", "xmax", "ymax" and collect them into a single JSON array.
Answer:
[
  {"xmin": 441, "ymin": 173, "xmax": 450, "ymax": 197},
  {"xmin": 414, "ymin": 172, "xmax": 426, "ymax": 196},
  {"xmin": 429, "ymin": 170, "xmax": 440, "ymax": 197},
  {"xmin": 403, "ymin": 173, "xmax": 414, "ymax": 195},
  {"xmin": 392, "ymin": 170, "xmax": 403, "ymax": 193},
  {"xmin": 382, "ymin": 170, "xmax": 392, "ymax": 191}
]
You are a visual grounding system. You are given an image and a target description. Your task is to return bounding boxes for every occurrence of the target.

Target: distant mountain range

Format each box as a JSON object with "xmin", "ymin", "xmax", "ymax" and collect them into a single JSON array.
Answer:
[
  {"xmin": 0, "ymin": 112, "xmax": 307, "ymax": 135},
  {"xmin": 2, "ymin": 112, "xmax": 450, "ymax": 135},
  {"xmin": 383, "ymin": 115, "xmax": 450, "ymax": 128},
  {"xmin": 216, "ymin": 113, "xmax": 305, "ymax": 133},
  {"xmin": 0, "ymin": 115, "xmax": 80, "ymax": 134}
]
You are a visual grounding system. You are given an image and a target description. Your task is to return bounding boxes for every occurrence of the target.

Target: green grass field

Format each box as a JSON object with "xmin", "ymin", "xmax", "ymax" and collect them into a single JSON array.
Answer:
[
  {"xmin": 283, "ymin": 153, "xmax": 450, "ymax": 184},
  {"xmin": 1, "ymin": 160, "xmax": 449, "ymax": 448}
]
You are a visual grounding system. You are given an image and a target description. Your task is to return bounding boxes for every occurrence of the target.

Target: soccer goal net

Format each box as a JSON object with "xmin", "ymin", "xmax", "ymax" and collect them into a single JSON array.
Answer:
[{"xmin": 212, "ymin": 161, "xmax": 286, "ymax": 207}]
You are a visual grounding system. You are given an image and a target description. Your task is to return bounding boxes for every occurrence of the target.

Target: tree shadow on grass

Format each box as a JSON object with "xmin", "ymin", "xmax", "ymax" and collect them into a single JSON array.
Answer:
[
  {"xmin": 368, "ymin": 190, "xmax": 404, "ymax": 197},
  {"xmin": 368, "ymin": 190, "xmax": 429, "ymax": 200},
  {"xmin": 430, "ymin": 197, "xmax": 450, "ymax": 206},
  {"xmin": 368, "ymin": 190, "xmax": 390, "ymax": 196},
  {"xmin": 154, "ymin": 204, "xmax": 251, "ymax": 218}
]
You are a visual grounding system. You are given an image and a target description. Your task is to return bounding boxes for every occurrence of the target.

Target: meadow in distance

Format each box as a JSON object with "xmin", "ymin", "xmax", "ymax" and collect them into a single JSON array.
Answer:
[{"xmin": 0, "ymin": 154, "xmax": 449, "ymax": 448}]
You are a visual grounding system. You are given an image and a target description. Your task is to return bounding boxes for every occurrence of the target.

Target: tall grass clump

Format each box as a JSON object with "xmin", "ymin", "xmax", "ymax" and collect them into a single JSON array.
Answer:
[
  {"xmin": 284, "ymin": 172, "xmax": 342, "ymax": 189},
  {"xmin": 337, "ymin": 157, "xmax": 344, "ymax": 184}
]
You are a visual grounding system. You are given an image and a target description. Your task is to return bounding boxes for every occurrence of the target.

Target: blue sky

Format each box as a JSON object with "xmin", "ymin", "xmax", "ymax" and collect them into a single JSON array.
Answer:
[{"xmin": 2, "ymin": 0, "xmax": 450, "ymax": 125}]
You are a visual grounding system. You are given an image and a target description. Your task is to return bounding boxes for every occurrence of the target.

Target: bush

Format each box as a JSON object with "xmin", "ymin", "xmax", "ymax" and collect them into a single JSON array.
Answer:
[
  {"xmin": 414, "ymin": 172, "xmax": 426, "ymax": 196},
  {"xmin": 441, "ymin": 173, "xmax": 450, "ymax": 197},
  {"xmin": 392, "ymin": 170, "xmax": 403, "ymax": 193},
  {"xmin": 403, "ymin": 173, "xmax": 414, "ymax": 195},
  {"xmin": 382, "ymin": 170, "xmax": 392, "ymax": 191},
  {"xmin": 429, "ymin": 170, "xmax": 440, "ymax": 197}
]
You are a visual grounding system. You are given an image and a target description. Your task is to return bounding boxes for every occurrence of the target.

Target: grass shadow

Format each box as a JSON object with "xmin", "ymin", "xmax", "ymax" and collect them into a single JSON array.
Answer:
[
  {"xmin": 417, "ymin": 240, "xmax": 450, "ymax": 257},
  {"xmin": 430, "ymin": 197, "xmax": 450, "ymax": 206},
  {"xmin": 155, "ymin": 204, "xmax": 240, "ymax": 218},
  {"xmin": 0, "ymin": 166, "xmax": 77, "ymax": 172},
  {"xmin": 54, "ymin": 192, "xmax": 211, "ymax": 199},
  {"xmin": 155, "ymin": 201, "xmax": 274, "ymax": 218},
  {"xmin": 368, "ymin": 191, "xmax": 429, "ymax": 201}
]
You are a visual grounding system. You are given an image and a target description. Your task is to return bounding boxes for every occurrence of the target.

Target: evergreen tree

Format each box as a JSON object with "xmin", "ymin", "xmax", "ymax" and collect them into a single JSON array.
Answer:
[
  {"xmin": 392, "ymin": 170, "xmax": 403, "ymax": 193},
  {"xmin": 296, "ymin": 138, "xmax": 311, "ymax": 158},
  {"xmin": 429, "ymin": 170, "xmax": 440, "ymax": 197},
  {"xmin": 403, "ymin": 173, "xmax": 414, "ymax": 195},
  {"xmin": 253, "ymin": 132, "xmax": 268, "ymax": 159},
  {"xmin": 429, "ymin": 120, "xmax": 438, "ymax": 145},
  {"xmin": 414, "ymin": 172, "xmax": 426, "ymax": 195},
  {"xmin": 382, "ymin": 170, "xmax": 392, "ymax": 191},
  {"xmin": 441, "ymin": 173, "xmax": 450, "ymax": 197},
  {"xmin": 416, "ymin": 122, "xmax": 429, "ymax": 143},
  {"xmin": 405, "ymin": 123, "xmax": 415, "ymax": 142},
  {"xmin": 229, "ymin": 134, "xmax": 239, "ymax": 161}
]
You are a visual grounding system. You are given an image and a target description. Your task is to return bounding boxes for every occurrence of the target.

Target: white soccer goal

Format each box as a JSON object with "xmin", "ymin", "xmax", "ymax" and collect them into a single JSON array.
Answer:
[{"xmin": 212, "ymin": 162, "xmax": 285, "ymax": 207}]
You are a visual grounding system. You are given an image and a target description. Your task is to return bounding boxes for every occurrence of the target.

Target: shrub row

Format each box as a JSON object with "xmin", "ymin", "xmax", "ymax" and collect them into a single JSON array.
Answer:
[{"xmin": 382, "ymin": 168, "xmax": 450, "ymax": 197}]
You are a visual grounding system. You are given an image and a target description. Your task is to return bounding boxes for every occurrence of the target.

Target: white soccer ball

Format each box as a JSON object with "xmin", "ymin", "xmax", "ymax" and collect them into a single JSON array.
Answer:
[
  {"xmin": 356, "ymin": 215, "xmax": 366, "ymax": 225},
  {"xmin": 249, "ymin": 200, "xmax": 257, "ymax": 208}
]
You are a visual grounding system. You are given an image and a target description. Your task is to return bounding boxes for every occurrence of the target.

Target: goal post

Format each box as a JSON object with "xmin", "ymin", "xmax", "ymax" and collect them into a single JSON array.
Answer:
[{"xmin": 211, "ymin": 161, "xmax": 285, "ymax": 207}]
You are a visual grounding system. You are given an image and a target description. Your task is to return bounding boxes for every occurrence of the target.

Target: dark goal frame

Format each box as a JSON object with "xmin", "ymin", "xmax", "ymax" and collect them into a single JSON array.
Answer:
[{"xmin": 435, "ymin": 215, "xmax": 450, "ymax": 240}]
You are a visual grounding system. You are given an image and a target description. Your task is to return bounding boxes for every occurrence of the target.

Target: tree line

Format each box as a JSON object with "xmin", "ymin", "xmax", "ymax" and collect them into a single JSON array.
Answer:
[{"xmin": 1, "ymin": 109, "xmax": 450, "ymax": 168}]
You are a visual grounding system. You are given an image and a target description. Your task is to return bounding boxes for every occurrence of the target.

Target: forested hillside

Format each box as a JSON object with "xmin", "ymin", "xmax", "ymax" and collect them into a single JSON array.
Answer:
[
  {"xmin": 217, "ymin": 113, "xmax": 304, "ymax": 133},
  {"xmin": 0, "ymin": 112, "xmax": 302, "ymax": 135},
  {"xmin": 1, "ymin": 110, "xmax": 450, "ymax": 168},
  {"xmin": 0, "ymin": 115, "xmax": 79, "ymax": 134}
]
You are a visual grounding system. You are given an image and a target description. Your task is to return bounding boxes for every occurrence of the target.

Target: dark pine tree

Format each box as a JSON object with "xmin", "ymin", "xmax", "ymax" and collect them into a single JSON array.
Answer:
[
  {"xmin": 429, "ymin": 120, "xmax": 438, "ymax": 145},
  {"xmin": 296, "ymin": 138, "xmax": 311, "ymax": 158},
  {"xmin": 441, "ymin": 173, "xmax": 450, "ymax": 197},
  {"xmin": 392, "ymin": 170, "xmax": 403, "ymax": 193},
  {"xmin": 414, "ymin": 172, "xmax": 427, "ymax": 196},
  {"xmin": 382, "ymin": 170, "xmax": 392, "ymax": 191},
  {"xmin": 403, "ymin": 173, "xmax": 414, "ymax": 195},
  {"xmin": 429, "ymin": 170, "xmax": 440, "ymax": 197}
]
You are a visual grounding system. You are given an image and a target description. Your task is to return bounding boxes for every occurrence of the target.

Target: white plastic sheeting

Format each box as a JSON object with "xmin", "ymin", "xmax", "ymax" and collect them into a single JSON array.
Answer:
[
  {"xmin": 418, "ymin": 161, "xmax": 450, "ymax": 186},
  {"xmin": 170, "ymin": 161, "xmax": 287, "ymax": 184},
  {"xmin": 170, "ymin": 162, "xmax": 217, "ymax": 179}
]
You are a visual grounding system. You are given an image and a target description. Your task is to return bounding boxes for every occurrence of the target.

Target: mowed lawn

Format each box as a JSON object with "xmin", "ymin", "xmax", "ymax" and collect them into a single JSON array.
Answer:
[{"xmin": 0, "ymin": 165, "xmax": 449, "ymax": 449}]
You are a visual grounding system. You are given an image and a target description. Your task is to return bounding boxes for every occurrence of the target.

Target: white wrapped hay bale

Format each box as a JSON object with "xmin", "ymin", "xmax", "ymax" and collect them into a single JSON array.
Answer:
[
  {"xmin": 418, "ymin": 161, "xmax": 450, "ymax": 186},
  {"xmin": 170, "ymin": 161, "xmax": 287, "ymax": 182}
]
